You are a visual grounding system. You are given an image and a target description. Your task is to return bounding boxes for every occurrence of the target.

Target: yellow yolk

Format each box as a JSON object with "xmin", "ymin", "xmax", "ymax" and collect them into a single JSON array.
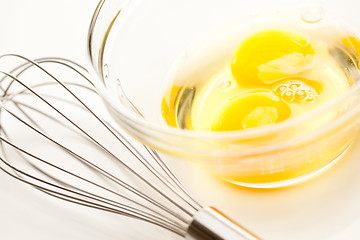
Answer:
[
  {"xmin": 231, "ymin": 29, "xmax": 315, "ymax": 87},
  {"xmin": 211, "ymin": 91, "xmax": 291, "ymax": 131},
  {"xmin": 210, "ymin": 29, "xmax": 320, "ymax": 131}
]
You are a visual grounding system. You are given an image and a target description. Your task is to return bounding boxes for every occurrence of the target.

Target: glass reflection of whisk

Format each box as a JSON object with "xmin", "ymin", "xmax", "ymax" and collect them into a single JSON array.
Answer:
[{"xmin": 0, "ymin": 54, "xmax": 260, "ymax": 240}]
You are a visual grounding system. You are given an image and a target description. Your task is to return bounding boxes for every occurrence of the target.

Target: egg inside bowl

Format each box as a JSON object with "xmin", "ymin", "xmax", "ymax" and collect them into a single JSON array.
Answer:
[{"xmin": 88, "ymin": 0, "xmax": 360, "ymax": 188}]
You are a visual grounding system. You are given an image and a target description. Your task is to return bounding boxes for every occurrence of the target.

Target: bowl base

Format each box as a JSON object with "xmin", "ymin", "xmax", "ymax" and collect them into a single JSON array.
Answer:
[{"xmin": 225, "ymin": 143, "xmax": 351, "ymax": 188}]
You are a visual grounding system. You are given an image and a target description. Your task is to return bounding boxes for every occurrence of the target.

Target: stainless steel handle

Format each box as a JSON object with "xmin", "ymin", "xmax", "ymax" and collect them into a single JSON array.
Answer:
[{"xmin": 186, "ymin": 207, "xmax": 261, "ymax": 240}]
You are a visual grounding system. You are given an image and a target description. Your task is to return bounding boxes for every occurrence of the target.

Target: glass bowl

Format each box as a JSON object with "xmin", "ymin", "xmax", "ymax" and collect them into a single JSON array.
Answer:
[{"xmin": 87, "ymin": 0, "xmax": 360, "ymax": 188}]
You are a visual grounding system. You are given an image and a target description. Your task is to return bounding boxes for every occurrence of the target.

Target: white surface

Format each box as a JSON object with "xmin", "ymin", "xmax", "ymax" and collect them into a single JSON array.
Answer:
[{"xmin": 1, "ymin": 1, "xmax": 360, "ymax": 240}]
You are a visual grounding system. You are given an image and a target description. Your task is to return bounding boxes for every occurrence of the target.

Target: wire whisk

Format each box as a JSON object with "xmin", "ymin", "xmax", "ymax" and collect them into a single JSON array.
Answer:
[{"xmin": 0, "ymin": 54, "xmax": 260, "ymax": 240}]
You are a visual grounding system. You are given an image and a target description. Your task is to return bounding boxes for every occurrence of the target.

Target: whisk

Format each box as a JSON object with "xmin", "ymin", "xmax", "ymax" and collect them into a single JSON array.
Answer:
[{"xmin": 0, "ymin": 54, "xmax": 260, "ymax": 240}]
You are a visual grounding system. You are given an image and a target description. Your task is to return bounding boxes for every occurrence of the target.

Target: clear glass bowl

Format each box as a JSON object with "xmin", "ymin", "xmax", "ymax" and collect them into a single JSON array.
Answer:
[{"xmin": 87, "ymin": 0, "xmax": 360, "ymax": 188}]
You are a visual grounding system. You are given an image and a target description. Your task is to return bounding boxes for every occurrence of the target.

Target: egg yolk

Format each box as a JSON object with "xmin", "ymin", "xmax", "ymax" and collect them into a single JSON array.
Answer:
[
  {"xmin": 211, "ymin": 91, "xmax": 291, "ymax": 131},
  {"xmin": 210, "ymin": 29, "xmax": 322, "ymax": 131},
  {"xmin": 231, "ymin": 29, "xmax": 315, "ymax": 87}
]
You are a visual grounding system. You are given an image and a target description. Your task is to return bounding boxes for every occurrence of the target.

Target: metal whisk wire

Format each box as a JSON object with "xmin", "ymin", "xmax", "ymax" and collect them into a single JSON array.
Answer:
[
  {"xmin": 0, "ymin": 54, "xmax": 260, "ymax": 240},
  {"xmin": 2, "ymin": 55, "xmax": 201, "ymax": 204},
  {"xmin": 0, "ymin": 54, "xmax": 204, "ymax": 236},
  {"xmin": 2, "ymin": 55, "xmax": 202, "ymax": 211}
]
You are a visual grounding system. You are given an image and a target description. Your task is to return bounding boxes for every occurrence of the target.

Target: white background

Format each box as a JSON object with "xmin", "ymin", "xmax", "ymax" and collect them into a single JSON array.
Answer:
[{"xmin": 2, "ymin": 1, "xmax": 360, "ymax": 240}]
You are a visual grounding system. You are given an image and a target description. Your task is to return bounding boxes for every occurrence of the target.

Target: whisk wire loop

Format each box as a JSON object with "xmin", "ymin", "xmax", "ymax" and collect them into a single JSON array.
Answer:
[{"xmin": 0, "ymin": 54, "xmax": 260, "ymax": 240}]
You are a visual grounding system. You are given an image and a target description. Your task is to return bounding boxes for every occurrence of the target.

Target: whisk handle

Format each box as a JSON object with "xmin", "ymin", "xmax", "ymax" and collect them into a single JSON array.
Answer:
[{"xmin": 186, "ymin": 207, "xmax": 261, "ymax": 240}]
